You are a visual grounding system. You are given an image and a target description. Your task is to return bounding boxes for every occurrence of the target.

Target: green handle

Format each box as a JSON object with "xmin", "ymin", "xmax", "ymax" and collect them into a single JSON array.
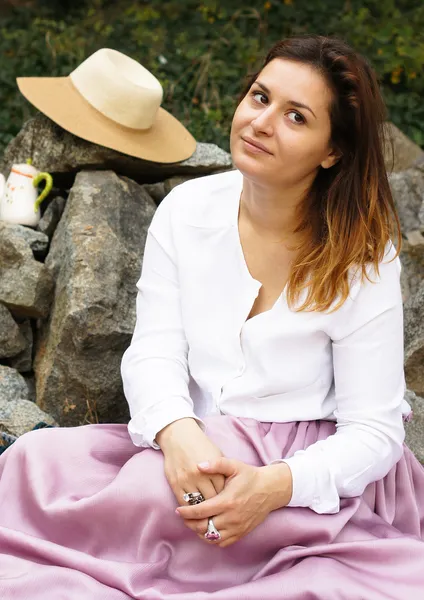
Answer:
[{"xmin": 33, "ymin": 172, "xmax": 53, "ymax": 212}]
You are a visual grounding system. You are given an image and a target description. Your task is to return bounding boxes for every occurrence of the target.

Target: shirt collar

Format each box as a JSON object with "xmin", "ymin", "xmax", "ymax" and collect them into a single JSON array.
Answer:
[{"xmin": 183, "ymin": 168, "xmax": 244, "ymax": 231}]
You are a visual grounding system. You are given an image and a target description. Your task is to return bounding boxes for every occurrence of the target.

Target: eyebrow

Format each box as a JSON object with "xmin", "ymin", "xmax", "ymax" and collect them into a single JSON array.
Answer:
[{"xmin": 254, "ymin": 80, "xmax": 317, "ymax": 119}]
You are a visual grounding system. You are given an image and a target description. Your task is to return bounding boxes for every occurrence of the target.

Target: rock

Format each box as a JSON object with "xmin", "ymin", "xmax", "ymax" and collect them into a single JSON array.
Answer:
[
  {"xmin": 0, "ymin": 221, "xmax": 54, "ymax": 318},
  {"xmin": 0, "ymin": 430, "xmax": 17, "ymax": 453},
  {"xmin": 143, "ymin": 175, "xmax": 207, "ymax": 206},
  {"xmin": 404, "ymin": 389, "xmax": 424, "ymax": 464},
  {"xmin": 163, "ymin": 175, "xmax": 200, "ymax": 195},
  {"xmin": 37, "ymin": 196, "xmax": 66, "ymax": 239},
  {"xmin": 0, "ymin": 398, "xmax": 56, "ymax": 437},
  {"xmin": 0, "ymin": 114, "xmax": 233, "ymax": 189},
  {"xmin": 0, "ymin": 303, "xmax": 26, "ymax": 358},
  {"xmin": 389, "ymin": 159, "xmax": 424, "ymax": 302},
  {"xmin": 0, "ymin": 223, "xmax": 49, "ymax": 260},
  {"xmin": 0, "ymin": 365, "xmax": 30, "ymax": 402},
  {"xmin": 383, "ymin": 122, "xmax": 424, "ymax": 174},
  {"xmin": 143, "ymin": 182, "xmax": 166, "ymax": 205},
  {"xmin": 180, "ymin": 143, "xmax": 233, "ymax": 172},
  {"xmin": 405, "ymin": 230, "xmax": 424, "ymax": 246},
  {"xmin": 8, "ymin": 320, "xmax": 33, "ymax": 372},
  {"xmin": 23, "ymin": 373, "xmax": 36, "ymax": 401},
  {"xmin": 33, "ymin": 170, "xmax": 156, "ymax": 426},
  {"xmin": 399, "ymin": 237, "xmax": 424, "ymax": 303},
  {"xmin": 404, "ymin": 281, "xmax": 424, "ymax": 397},
  {"xmin": 389, "ymin": 161, "xmax": 424, "ymax": 233}
]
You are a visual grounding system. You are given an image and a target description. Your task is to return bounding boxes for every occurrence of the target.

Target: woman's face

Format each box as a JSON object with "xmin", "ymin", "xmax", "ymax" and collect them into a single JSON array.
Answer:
[{"xmin": 230, "ymin": 58, "xmax": 339, "ymax": 188}]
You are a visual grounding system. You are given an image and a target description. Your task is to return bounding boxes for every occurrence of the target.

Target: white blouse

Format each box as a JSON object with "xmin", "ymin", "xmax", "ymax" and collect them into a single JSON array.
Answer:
[{"xmin": 121, "ymin": 168, "xmax": 410, "ymax": 515}]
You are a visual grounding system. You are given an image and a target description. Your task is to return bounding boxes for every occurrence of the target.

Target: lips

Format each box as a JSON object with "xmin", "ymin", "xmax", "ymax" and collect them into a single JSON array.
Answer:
[{"xmin": 241, "ymin": 136, "xmax": 272, "ymax": 154}]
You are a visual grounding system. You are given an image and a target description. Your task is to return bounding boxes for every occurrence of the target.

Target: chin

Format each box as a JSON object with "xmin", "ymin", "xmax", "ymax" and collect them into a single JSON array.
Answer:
[{"xmin": 231, "ymin": 150, "xmax": 266, "ymax": 181}]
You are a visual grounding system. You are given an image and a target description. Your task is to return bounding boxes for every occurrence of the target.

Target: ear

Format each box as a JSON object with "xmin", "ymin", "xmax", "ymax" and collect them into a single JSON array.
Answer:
[{"xmin": 321, "ymin": 147, "xmax": 342, "ymax": 169}]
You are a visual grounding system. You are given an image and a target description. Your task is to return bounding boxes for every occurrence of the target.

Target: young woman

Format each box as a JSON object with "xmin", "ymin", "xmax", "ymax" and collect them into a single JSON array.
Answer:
[{"xmin": 0, "ymin": 34, "xmax": 423, "ymax": 599}]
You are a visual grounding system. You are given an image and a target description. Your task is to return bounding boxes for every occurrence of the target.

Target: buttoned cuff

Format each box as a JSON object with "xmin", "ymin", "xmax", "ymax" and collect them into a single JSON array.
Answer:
[
  {"xmin": 270, "ymin": 452, "xmax": 340, "ymax": 514},
  {"xmin": 128, "ymin": 397, "xmax": 206, "ymax": 449}
]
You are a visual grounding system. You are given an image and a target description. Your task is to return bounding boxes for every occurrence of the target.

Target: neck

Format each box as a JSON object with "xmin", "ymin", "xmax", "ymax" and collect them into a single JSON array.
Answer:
[{"xmin": 240, "ymin": 178, "xmax": 308, "ymax": 243}]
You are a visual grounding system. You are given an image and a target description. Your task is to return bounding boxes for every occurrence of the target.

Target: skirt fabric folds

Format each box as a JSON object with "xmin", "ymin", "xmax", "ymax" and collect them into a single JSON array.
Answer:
[{"xmin": 0, "ymin": 415, "xmax": 423, "ymax": 599}]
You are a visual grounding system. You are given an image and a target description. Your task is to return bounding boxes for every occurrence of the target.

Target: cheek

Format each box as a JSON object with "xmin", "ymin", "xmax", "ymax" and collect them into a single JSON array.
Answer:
[
  {"xmin": 230, "ymin": 105, "xmax": 250, "ymax": 150},
  {"xmin": 280, "ymin": 130, "xmax": 328, "ymax": 164},
  {"xmin": 231, "ymin": 105, "xmax": 247, "ymax": 134}
]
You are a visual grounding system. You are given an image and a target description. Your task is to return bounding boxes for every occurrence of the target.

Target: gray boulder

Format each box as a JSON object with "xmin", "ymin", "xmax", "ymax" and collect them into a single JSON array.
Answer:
[
  {"xmin": 33, "ymin": 170, "xmax": 156, "ymax": 426},
  {"xmin": 0, "ymin": 114, "xmax": 233, "ymax": 188},
  {"xmin": 389, "ymin": 160, "xmax": 424, "ymax": 234},
  {"xmin": 0, "ymin": 398, "xmax": 56, "ymax": 437},
  {"xmin": 383, "ymin": 122, "xmax": 424, "ymax": 173},
  {"xmin": 143, "ymin": 181, "xmax": 166, "ymax": 205},
  {"xmin": 23, "ymin": 374, "xmax": 36, "ymax": 402},
  {"xmin": 383, "ymin": 158, "xmax": 424, "ymax": 305},
  {"xmin": 399, "ymin": 236, "xmax": 424, "ymax": 303},
  {"xmin": 8, "ymin": 320, "xmax": 33, "ymax": 373},
  {"xmin": 0, "ymin": 303, "xmax": 26, "ymax": 358},
  {"xmin": 0, "ymin": 222, "xmax": 54, "ymax": 318},
  {"xmin": 2, "ymin": 223, "xmax": 49, "ymax": 260},
  {"xmin": 144, "ymin": 175, "xmax": 206, "ymax": 206},
  {"xmin": 404, "ymin": 281, "xmax": 424, "ymax": 397},
  {"xmin": 404, "ymin": 389, "xmax": 424, "ymax": 464},
  {"xmin": 37, "ymin": 196, "xmax": 66, "ymax": 239},
  {"xmin": 0, "ymin": 365, "xmax": 30, "ymax": 402}
]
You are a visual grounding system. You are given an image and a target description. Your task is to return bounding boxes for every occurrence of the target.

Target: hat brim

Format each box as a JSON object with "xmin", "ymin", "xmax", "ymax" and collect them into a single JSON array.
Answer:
[{"xmin": 17, "ymin": 77, "xmax": 197, "ymax": 164}]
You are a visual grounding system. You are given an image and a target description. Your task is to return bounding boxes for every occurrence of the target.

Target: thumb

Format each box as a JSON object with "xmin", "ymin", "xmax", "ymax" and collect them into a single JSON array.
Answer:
[{"xmin": 197, "ymin": 457, "xmax": 239, "ymax": 477}]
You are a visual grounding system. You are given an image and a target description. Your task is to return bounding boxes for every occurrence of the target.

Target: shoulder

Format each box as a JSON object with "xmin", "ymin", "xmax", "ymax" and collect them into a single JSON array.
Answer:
[{"xmin": 157, "ymin": 169, "xmax": 242, "ymax": 229}]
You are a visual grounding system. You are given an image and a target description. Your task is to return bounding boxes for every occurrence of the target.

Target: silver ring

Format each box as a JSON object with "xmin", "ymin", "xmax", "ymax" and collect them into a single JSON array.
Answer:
[
  {"xmin": 205, "ymin": 517, "xmax": 221, "ymax": 541},
  {"xmin": 183, "ymin": 492, "xmax": 205, "ymax": 505}
]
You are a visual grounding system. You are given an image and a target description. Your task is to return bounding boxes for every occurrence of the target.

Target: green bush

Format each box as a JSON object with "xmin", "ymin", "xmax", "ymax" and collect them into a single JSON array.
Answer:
[{"xmin": 0, "ymin": 0, "xmax": 423, "ymax": 153}]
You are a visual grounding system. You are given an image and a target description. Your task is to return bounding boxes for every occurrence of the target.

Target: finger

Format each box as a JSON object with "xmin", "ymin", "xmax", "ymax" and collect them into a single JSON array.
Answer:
[
  {"xmin": 168, "ymin": 482, "xmax": 187, "ymax": 507},
  {"xmin": 210, "ymin": 474, "xmax": 226, "ymax": 495},
  {"xmin": 179, "ymin": 475, "xmax": 213, "ymax": 505},
  {"xmin": 198, "ymin": 517, "xmax": 236, "ymax": 547},
  {"xmin": 184, "ymin": 511, "xmax": 226, "ymax": 534},
  {"xmin": 197, "ymin": 524, "xmax": 229, "ymax": 544},
  {"xmin": 196, "ymin": 477, "xmax": 219, "ymax": 501},
  {"xmin": 177, "ymin": 495, "xmax": 222, "ymax": 520},
  {"xmin": 179, "ymin": 478, "xmax": 217, "ymax": 516},
  {"xmin": 200, "ymin": 532, "xmax": 228, "ymax": 544},
  {"xmin": 164, "ymin": 469, "xmax": 193, "ymax": 508},
  {"xmin": 197, "ymin": 457, "xmax": 239, "ymax": 478},
  {"xmin": 217, "ymin": 535, "xmax": 238, "ymax": 548},
  {"xmin": 183, "ymin": 518, "xmax": 209, "ymax": 534},
  {"xmin": 202, "ymin": 518, "xmax": 228, "ymax": 544}
]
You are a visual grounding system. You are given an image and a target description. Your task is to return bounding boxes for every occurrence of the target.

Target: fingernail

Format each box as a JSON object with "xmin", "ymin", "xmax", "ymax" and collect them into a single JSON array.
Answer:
[
  {"xmin": 198, "ymin": 461, "xmax": 210, "ymax": 468},
  {"xmin": 175, "ymin": 509, "xmax": 181, "ymax": 516}
]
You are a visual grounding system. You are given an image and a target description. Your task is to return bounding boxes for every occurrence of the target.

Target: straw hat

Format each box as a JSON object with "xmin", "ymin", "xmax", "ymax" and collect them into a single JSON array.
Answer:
[{"xmin": 17, "ymin": 48, "xmax": 197, "ymax": 163}]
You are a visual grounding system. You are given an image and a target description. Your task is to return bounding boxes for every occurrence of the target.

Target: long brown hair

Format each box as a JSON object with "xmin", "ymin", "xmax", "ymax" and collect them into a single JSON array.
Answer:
[{"xmin": 238, "ymin": 34, "xmax": 401, "ymax": 313}]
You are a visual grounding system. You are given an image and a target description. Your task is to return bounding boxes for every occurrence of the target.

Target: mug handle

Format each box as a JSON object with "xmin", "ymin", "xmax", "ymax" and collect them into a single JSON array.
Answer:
[{"xmin": 33, "ymin": 172, "xmax": 53, "ymax": 212}]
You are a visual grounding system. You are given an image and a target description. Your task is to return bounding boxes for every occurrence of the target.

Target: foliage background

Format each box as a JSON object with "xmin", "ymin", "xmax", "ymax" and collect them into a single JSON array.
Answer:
[{"xmin": 0, "ymin": 0, "xmax": 423, "ymax": 153}]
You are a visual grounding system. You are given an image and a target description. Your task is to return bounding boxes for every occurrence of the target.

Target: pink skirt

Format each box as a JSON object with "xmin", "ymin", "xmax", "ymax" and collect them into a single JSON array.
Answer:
[{"xmin": 0, "ymin": 415, "xmax": 423, "ymax": 599}]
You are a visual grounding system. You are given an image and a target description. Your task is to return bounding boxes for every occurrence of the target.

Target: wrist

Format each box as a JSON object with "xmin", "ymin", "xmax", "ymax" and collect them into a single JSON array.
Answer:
[
  {"xmin": 155, "ymin": 417, "xmax": 200, "ymax": 449},
  {"xmin": 261, "ymin": 462, "xmax": 293, "ymax": 511}
]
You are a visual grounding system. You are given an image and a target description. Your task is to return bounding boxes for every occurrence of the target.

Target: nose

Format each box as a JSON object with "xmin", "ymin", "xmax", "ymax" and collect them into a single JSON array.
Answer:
[{"xmin": 251, "ymin": 105, "xmax": 274, "ymax": 136}]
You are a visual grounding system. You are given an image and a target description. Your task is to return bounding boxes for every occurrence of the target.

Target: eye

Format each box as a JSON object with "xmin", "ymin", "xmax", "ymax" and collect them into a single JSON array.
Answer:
[
  {"xmin": 249, "ymin": 90, "xmax": 306, "ymax": 125},
  {"xmin": 287, "ymin": 110, "xmax": 305, "ymax": 125},
  {"xmin": 250, "ymin": 90, "xmax": 268, "ymax": 105}
]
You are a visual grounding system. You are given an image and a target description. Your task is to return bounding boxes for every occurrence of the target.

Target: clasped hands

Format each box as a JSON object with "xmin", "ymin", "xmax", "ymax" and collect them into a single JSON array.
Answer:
[
  {"xmin": 156, "ymin": 418, "xmax": 293, "ymax": 548},
  {"xmin": 176, "ymin": 457, "xmax": 293, "ymax": 548}
]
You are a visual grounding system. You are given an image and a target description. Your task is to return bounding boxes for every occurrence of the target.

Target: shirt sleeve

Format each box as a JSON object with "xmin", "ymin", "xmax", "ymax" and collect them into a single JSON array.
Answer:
[
  {"xmin": 120, "ymin": 188, "xmax": 205, "ymax": 449},
  {"xmin": 272, "ymin": 243, "xmax": 406, "ymax": 514}
]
